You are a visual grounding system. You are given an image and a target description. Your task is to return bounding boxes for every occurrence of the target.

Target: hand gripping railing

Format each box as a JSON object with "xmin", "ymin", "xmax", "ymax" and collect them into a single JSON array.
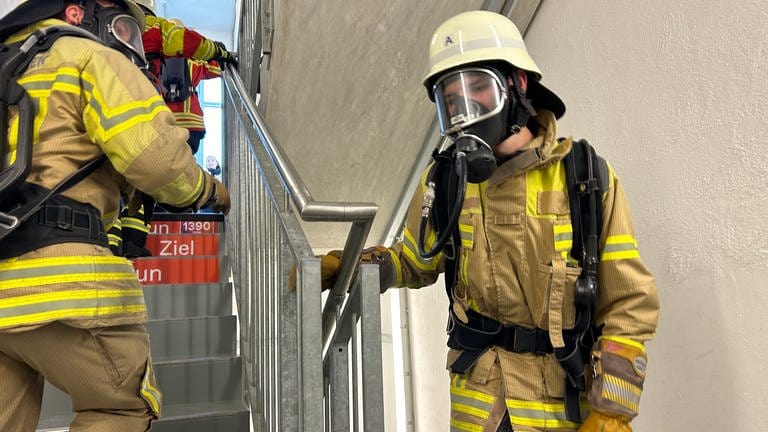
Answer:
[{"xmin": 221, "ymin": 63, "xmax": 384, "ymax": 431}]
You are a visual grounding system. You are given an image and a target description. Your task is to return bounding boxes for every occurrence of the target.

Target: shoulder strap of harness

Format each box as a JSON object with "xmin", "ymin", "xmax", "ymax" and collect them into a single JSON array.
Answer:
[{"xmin": 560, "ymin": 137, "xmax": 609, "ymax": 422}]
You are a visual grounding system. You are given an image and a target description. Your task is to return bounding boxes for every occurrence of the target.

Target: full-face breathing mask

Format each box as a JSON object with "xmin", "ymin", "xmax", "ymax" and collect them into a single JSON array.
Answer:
[
  {"xmin": 417, "ymin": 66, "xmax": 535, "ymax": 259},
  {"xmin": 432, "ymin": 67, "xmax": 528, "ymax": 183},
  {"xmin": 78, "ymin": 2, "xmax": 147, "ymax": 68}
]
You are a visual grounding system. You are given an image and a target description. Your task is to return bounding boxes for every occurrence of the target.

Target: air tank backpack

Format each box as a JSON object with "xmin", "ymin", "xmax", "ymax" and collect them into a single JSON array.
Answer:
[
  {"xmin": 0, "ymin": 26, "xmax": 107, "ymax": 253},
  {"xmin": 161, "ymin": 56, "xmax": 193, "ymax": 103}
]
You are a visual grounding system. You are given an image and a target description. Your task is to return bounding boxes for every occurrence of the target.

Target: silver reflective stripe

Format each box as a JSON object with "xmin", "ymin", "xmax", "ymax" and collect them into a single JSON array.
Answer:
[
  {"xmin": 602, "ymin": 242, "xmax": 637, "ymax": 253},
  {"xmin": 0, "ymin": 263, "xmax": 135, "ymax": 285},
  {"xmin": 430, "ymin": 38, "xmax": 527, "ymax": 68},
  {"xmin": 0, "ymin": 293, "xmax": 144, "ymax": 318},
  {"xmin": 602, "ymin": 374, "xmax": 641, "ymax": 412}
]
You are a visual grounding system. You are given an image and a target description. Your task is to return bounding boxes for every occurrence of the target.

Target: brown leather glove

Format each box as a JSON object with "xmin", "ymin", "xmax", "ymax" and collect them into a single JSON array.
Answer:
[
  {"xmin": 288, "ymin": 246, "xmax": 394, "ymax": 293},
  {"xmin": 197, "ymin": 173, "xmax": 231, "ymax": 214},
  {"xmin": 578, "ymin": 410, "xmax": 631, "ymax": 432},
  {"xmin": 582, "ymin": 337, "xmax": 647, "ymax": 431},
  {"xmin": 360, "ymin": 246, "xmax": 396, "ymax": 293}
]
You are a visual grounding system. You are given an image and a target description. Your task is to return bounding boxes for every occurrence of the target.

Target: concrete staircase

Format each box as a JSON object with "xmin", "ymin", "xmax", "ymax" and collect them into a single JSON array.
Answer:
[{"xmin": 37, "ymin": 214, "xmax": 249, "ymax": 432}]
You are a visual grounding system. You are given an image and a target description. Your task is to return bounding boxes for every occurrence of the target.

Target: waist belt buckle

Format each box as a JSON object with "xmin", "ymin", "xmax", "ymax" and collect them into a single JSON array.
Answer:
[
  {"xmin": 512, "ymin": 327, "xmax": 550, "ymax": 355},
  {"xmin": 55, "ymin": 206, "xmax": 74, "ymax": 230}
]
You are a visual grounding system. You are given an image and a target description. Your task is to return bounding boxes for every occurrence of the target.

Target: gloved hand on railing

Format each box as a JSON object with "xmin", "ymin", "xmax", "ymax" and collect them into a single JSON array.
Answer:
[
  {"xmin": 213, "ymin": 41, "xmax": 238, "ymax": 68},
  {"xmin": 288, "ymin": 246, "xmax": 395, "ymax": 293}
]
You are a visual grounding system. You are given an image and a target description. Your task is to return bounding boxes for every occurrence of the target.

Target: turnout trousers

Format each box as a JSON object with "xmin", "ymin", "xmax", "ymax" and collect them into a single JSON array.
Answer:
[
  {"xmin": 449, "ymin": 348, "xmax": 586, "ymax": 432},
  {"xmin": 0, "ymin": 322, "xmax": 161, "ymax": 432}
]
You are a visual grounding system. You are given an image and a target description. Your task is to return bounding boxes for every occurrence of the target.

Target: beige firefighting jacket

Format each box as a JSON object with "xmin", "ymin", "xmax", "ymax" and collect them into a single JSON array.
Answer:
[
  {"xmin": 388, "ymin": 110, "xmax": 659, "ymax": 411},
  {"xmin": 0, "ymin": 20, "xmax": 206, "ymax": 331}
]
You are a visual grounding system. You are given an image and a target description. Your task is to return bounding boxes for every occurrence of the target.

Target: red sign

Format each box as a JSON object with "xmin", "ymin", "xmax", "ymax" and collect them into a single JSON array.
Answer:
[
  {"xmin": 133, "ymin": 257, "xmax": 221, "ymax": 285},
  {"xmin": 145, "ymin": 234, "xmax": 219, "ymax": 257},
  {"xmin": 150, "ymin": 220, "xmax": 219, "ymax": 235}
]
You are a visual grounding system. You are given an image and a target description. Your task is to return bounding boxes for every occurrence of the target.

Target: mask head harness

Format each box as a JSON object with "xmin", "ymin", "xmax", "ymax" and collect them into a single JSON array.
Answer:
[
  {"xmin": 431, "ymin": 64, "xmax": 536, "ymax": 184},
  {"xmin": 76, "ymin": 0, "xmax": 147, "ymax": 68}
]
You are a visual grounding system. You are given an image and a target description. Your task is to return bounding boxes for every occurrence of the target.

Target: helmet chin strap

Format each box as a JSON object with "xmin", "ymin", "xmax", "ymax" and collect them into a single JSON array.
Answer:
[{"xmin": 507, "ymin": 71, "xmax": 537, "ymax": 135}]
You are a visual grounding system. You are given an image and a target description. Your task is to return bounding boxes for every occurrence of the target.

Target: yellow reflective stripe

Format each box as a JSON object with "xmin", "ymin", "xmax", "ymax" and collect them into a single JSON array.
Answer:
[
  {"xmin": 450, "ymin": 383, "xmax": 495, "ymax": 405},
  {"xmin": 553, "ymin": 223, "xmax": 573, "ymax": 252},
  {"xmin": 0, "ymin": 289, "xmax": 146, "ymax": 327},
  {"xmin": 402, "ymin": 228, "xmax": 439, "ymax": 271},
  {"xmin": 449, "ymin": 373, "xmax": 493, "ymax": 428},
  {"xmin": 602, "ymin": 374, "xmax": 641, "ymax": 413},
  {"xmin": 599, "ymin": 335, "xmax": 645, "ymax": 351},
  {"xmin": 602, "ymin": 234, "xmax": 640, "ymax": 261},
  {"xmin": 389, "ymin": 252, "xmax": 403, "ymax": 286},
  {"xmin": 122, "ymin": 218, "xmax": 150, "ymax": 233},
  {"xmin": 450, "ymin": 418, "xmax": 484, "ymax": 432},
  {"xmin": 0, "ymin": 256, "xmax": 136, "ymax": 290},
  {"xmin": 140, "ymin": 361, "xmax": 162, "ymax": 415},
  {"xmin": 459, "ymin": 248, "xmax": 469, "ymax": 287},
  {"xmin": 0, "ymin": 304, "xmax": 146, "ymax": 329},
  {"xmin": 0, "ymin": 289, "xmax": 143, "ymax": 309},
  {"xmin": 458, "ymin": 222, "xmax": 473, "ymax": 248},
  {"xmin": 506, "ymin": 399, "xmax": 581, "ymax": 429},
  {"xmin": 18, "ymin": 67, "xmax": 81, "ymax": 94},
  {"xmin": 80, "ymin": 71, "xmax": 169, "ymax": 143}
]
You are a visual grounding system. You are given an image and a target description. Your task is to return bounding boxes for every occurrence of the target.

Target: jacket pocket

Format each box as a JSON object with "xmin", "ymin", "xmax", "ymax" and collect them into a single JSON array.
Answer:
[{"xmin": 532, "ymin": 259, "xmax": 582, "ymax": 332}]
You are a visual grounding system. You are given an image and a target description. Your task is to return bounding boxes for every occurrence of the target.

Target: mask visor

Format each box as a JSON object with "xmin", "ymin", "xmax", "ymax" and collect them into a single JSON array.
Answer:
[
  {"xmin": 433, "ymin": 68, "xmax": 506, "ymax": 135},
  {"xmin": 109, "ymin": 14, "xmax": 146, "ymax": 62}
]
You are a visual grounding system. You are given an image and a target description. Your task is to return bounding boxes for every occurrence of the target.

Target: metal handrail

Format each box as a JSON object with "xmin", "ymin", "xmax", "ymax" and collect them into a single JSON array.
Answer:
[
  {"xmin": 222, "ymin": 62, "xmax": 378, "ymax": 342},
  {"xmin": 222, "ymin": 62, "xmax": 382, "ymax": 431}
]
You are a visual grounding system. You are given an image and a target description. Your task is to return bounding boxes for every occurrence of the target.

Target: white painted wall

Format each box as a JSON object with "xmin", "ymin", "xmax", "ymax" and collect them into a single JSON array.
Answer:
[{"xmin": 404, "ymin": 1, "xmax": 768, "ymax": 431}]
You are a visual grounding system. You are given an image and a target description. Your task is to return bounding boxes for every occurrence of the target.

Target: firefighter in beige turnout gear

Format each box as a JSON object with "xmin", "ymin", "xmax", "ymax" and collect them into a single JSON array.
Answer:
[
  {"xmin": 317, "ymin": 11, "xmax": 659, "ymax": 432},
  {"xmin": 0, "ymin": 0, "xmax": 230, "ymax": 431}
]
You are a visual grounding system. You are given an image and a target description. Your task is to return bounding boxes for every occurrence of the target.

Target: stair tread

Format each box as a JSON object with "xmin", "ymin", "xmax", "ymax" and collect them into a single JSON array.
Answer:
[{"xmin": 159, "ymin": 399, "xmax": 249, "ymax": 420}]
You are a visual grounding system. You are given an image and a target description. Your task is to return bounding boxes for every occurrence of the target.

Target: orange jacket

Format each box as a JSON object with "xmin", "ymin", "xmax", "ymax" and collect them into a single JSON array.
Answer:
[{"xmin": 166, "ymin": 60, "xmax": 221, "ymax": 132}]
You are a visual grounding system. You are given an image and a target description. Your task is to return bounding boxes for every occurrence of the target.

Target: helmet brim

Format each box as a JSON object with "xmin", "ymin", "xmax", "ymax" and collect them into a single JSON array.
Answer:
[{"xmin": 528, "ymin": 80, "xmax": 565, "ymax": 119}]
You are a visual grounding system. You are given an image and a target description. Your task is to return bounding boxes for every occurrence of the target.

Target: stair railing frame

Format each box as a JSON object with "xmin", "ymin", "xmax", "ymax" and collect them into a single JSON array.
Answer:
[{"xmin": 222, "ymin": 63, "xmax": 384, "ymax": 432}]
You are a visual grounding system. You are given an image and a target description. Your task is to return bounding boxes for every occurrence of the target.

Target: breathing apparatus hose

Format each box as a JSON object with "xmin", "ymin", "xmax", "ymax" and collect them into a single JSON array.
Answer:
[{"xmin": 418, "ymin": 151, "xmax": 468, "ymax": 259}]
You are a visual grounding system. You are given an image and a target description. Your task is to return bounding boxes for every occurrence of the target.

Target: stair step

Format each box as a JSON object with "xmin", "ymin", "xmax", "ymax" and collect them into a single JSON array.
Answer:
[
  {"xmin": 39, "ymin": 356, "xmax": 243, "ymax": 423},
  {"xmin": 154, "ymin": 356, "xmax": 243, "ymax": 406},
  {"xmin": 148, "ymin": 316, "xmax": 237, "ymax": 361},
  {"xmin": 143, "ymin": 282, "xmax": 232, "ymax": 319},
  {"xmin": 153, "ymin": 399, "xmax": 250, "ymax": 432},
  {"xmin": 37, "ymin": 400, "xmax": 249, "ymax": 432},
  {"xmin": 134, "ymin": 255, "xmax": 229, "ymax": 285}
]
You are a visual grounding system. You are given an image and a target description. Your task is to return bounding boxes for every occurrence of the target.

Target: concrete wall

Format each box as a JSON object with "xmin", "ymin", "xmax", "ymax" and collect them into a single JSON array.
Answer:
[
  {"xmin": 265, "ymin": 0, "xmax": 483, "ymax": 248},
  {"xmin": 406, "ymin": 1, "xmax": 768, "ymax": 431}
]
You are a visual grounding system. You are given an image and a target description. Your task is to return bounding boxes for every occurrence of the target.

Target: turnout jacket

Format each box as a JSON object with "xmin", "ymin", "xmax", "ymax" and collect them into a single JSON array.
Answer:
[
  {"xmin": 0, "ymin": 20, "xmax": 207, "ymax": 331},
  {"xmin": 387, "ymin": 110, "xmax": 659, "ymax": 426},
  {"xmin": 142, "ymin": 15, "xmax": 220, "ymax": 88}
]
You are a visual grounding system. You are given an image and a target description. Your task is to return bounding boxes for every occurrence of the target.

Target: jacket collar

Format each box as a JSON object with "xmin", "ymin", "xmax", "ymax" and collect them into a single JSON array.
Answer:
[{"xmin": 488, "ymin": 109, "xmax": 573, "ymax": 185}]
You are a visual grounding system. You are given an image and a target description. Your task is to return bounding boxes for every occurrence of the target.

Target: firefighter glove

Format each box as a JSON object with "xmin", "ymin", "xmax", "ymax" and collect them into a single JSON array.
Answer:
[
  {"xmin": 585, "ymin": 337, "xmax": 647, "ymax": 424},
  {"xmin": 288, "ymin": 246, "xmax": 394, "ymax": 293},
  {"xmin": 360, "ymin": 246, "xmax": 396, "ymax": 293},
  {"xmin": 196, "ymin": 173, "xmax": 231, "ymax": 214},
  {"xmin": 288, "ymin": 251, "xmax": 342, "ymax": 292},
  {"xmin": 578, "ymin": 410, "xmax": 632, "ymax": 432},
  {"xmin": 213, "ymin": 41, "xmax": 238, "ymax": 67}
]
